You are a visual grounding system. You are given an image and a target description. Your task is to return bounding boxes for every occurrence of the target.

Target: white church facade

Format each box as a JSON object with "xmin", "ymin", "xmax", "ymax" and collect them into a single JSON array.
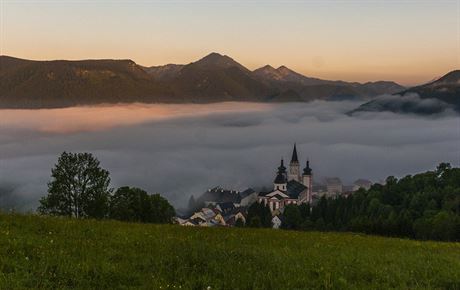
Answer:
[{"xmin": 258, "ymin": 144, "xmax": 313, "ymax": 214}]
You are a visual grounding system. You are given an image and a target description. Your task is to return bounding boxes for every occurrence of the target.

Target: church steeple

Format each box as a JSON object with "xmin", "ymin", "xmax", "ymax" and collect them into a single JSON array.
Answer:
[
  {"xmin": 278, "ymin": 158, "xmax": 286, "ymax": 172},
  {"xmin": 274, "ymin": 158, "xmax": 287, "ymax": 191},
  {"xmin": 291, "ymin": 143, "xmax": 299, "ymax": 163},
  {"xmin": 288, "ymin": 143, "xmax": 300, "ymax": 182},
  {"xmin": 302, "ymin": 159, "xmax": 313, "ymax": 202},
  {"xmin": 303, "ymin": 160, "xmax": 312, "ymax": 175}
]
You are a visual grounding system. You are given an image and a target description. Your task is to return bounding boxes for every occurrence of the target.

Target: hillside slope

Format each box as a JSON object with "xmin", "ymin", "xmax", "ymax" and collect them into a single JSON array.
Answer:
[
  {"xmin": 0, "ymin": 56, "xmax": 172, "ymax": 108},
  {"xmin": 1, "ymin": 214, "xmax": 459, "ymax": 289},
  {"xmin": 350, "ymin": 70, "xmax": 460, "ymax": 115}
]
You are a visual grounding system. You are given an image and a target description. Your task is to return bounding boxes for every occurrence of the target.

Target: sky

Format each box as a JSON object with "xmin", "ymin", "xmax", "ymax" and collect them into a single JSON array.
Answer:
[
  {"xmin": 0, "ymin": 0, "xmax": 459, "ymax": 86},
  {"xmin": 0, "ymin": 101, "xmax": 458, "ymax": 211}
]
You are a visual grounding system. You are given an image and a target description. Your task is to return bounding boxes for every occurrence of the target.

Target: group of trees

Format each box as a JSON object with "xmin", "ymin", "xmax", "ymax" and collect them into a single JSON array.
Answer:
[
  {"xmin": 280, "ymin": 163, "xmax": 460, "ymax": 241},
  {"xmin": 246, "ymin": 202, "xmax": 272, "ymax": 228},
  {"xmin": 38, "ymin": 152, "xmax": 175, "ymax": 223}
]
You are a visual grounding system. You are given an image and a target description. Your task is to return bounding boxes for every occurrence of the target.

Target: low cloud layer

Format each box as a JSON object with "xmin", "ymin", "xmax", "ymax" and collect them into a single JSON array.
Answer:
[{"xmin": 0, "ymin": 101, "xmax": 458, "ymax": 211}]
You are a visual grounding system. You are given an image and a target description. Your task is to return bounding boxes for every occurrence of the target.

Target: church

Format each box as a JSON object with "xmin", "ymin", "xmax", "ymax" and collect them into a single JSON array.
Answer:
[{"xmin": 258, "ymin": 144, "xmax": 313, "ymax": 213}]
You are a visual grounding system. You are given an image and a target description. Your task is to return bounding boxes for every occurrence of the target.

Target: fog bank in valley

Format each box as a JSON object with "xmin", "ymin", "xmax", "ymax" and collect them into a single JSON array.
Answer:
[{"xmin": 0, "ymin": 101, "xmax": 458, "ymax": 211}]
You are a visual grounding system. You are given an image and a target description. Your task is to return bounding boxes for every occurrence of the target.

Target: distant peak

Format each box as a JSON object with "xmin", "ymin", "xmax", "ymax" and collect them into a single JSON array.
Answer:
[
  {"xmin": 194, "ymin": 52, "xmax": 232, "ymax": 64},
  {"xmin": 209, "ymin": 52, "xmax": 223, "ymax": 56},
  {"xmin": 254, "ymin": 64, "xmax": 276, "ymax": 72},
  {"xmin": 262, "ymin": 64, "xmax": 275, "ymax": 69},
  {"xmin": 193, "ymin": 52, "xmax": 247, "ymax": 71},
  {"xmin": 201, "ymin": 52, "xmax": 226, "ymax": 60},
  {"xmin": 277, "ymin": 65, "xmax": 292, "ymax": 72}
]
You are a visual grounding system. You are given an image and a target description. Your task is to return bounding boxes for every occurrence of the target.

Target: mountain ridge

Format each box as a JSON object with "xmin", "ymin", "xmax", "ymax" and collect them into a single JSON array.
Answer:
[{"xmin": 1, "ymin": 52, "xmax": 407, "ymax": 108}]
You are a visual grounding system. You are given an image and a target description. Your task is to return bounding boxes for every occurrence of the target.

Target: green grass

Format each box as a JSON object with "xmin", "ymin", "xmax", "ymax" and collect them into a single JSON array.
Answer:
[{"xmin": 0, "ymin": 214, "xmax": 459, "ymax": 290}]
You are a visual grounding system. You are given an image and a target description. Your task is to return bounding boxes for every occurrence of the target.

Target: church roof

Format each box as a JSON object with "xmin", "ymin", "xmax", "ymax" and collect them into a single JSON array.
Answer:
[
  {"xmin": 286, "ymin": 180, "xmax": 307, "ymax": 199},
  {"xmin": 260, "ymin": 181, "xmax": 307, "ymax": 199},
  {"xmin": 258, "ymin": 191, "xmax": 269, "ymax": 197},
  {"xmin": 239, "ymin": 188, "xmax": 256, "ymax": 199},
  {"xmin": 266, "ymin": 190, "xmax": 289, "ymax": 198},
  {"xmin": 201, "ymin": 186, "xmax": 241, "ymax": 204},
  {"xmin": 269, "ymin": 194, "xmax": 286, "ymax": 200},
  {"xmin": 216, "ymin": 202, "xmax": 235, "ymax": 213},
  {"xmin": 291, "ymin": 144, "xmax": 299, "ymax": 163}
]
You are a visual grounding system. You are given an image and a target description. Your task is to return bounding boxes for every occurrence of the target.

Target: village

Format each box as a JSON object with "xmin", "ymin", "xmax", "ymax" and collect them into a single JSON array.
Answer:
[{"xmin": 176, "ymin": 145, "xmax": 374, "ymax": 228}]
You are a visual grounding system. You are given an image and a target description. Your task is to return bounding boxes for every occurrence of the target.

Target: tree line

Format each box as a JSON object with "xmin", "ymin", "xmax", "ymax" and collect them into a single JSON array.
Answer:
[
  {"xmin": 38, "ymin": 152, "xmax": 175, "ymax": 223},
  {"xmin": 246, "ymin": 163, "xmax": 460, "ymax": 241}
]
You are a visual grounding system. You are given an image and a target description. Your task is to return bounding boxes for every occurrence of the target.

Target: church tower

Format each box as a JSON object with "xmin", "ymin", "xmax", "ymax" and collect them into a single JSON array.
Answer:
[
  {"xmin": 274, "ymin": 159, "xmax": 287, "ymax": 191},
  {"xmin": 288, "ymin": 144, "xmax": 300, "ymax": 182},
  {"xmin": 302, "ymin": 160, "xmax": 313, "ymax": 201}
]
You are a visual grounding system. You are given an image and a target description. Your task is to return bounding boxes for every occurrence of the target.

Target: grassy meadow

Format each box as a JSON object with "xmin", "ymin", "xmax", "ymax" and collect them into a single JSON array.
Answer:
[{"xmin": 0, "ymin": 214, "xmax": 459, "ymax": 289}]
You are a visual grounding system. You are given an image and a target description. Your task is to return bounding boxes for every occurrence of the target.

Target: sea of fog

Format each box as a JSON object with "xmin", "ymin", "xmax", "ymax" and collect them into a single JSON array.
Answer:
[{"xmin": 0, "ymin": 101, "xmax": 458, "ymax": 211}]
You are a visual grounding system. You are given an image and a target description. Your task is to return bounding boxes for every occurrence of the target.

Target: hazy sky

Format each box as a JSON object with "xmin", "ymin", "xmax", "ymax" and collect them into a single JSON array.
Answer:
[{"xmin": 1, "ymin": 0, "xmax": 459, "ymax": 85}]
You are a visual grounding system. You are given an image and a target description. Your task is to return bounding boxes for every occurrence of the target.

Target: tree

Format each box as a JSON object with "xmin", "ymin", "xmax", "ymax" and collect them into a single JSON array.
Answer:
[
  {"xmin": 109, "ymin": 186, "xmax": 147, "ymax": 222},
  {"xmin": 38, "ymin": 152, "xmax": 111, "ymax": 219},
  {"xmin": 148, "ymin": 193, "xmax": 176, "ymax": 223},
  {"xmin": 299, "ymin": 203, "xmax": 311, "ymax": 220},
  {"xmin": 300, "ymin": 218, "xmax": 314, "ymax": 230},
  {"xmin": 247, "ymin": 202, "xmax": 272, "ymax": 228},
  {"xmin": 248, "ymin": 216, "xmax": 262, "ymax": 228},
  {"xmin": 235, "ymin": 217, "xmax": 245, "ymax": 227},
  {"xmin": 109, "ymin": 186, "xmax": 175, "ymax": 223},
  {"xmin": 282, "ymin": 204, "xmax": 302, "ymax": 230},
  {"xmin": 430, "ymin": 211, "xmax": 459, "ymax": 241},
  {"xmin": 315, "ymin": 218, "xmax": 326, "ymax": 230}
]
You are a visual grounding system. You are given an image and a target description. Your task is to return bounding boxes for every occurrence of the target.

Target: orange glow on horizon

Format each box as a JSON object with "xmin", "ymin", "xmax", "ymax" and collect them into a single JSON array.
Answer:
[{"xmin": 0, "ymin": 103, "xmax": 273, "ymax": 134}]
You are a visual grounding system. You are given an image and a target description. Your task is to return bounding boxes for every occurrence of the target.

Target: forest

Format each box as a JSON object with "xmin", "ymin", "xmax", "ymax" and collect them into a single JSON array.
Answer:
[{"xmin": 248, "ymin": 163, "xmax": 460, "ymax": 241}]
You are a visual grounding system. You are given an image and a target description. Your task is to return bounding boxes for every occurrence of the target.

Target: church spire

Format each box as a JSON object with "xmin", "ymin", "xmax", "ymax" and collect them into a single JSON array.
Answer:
[
  {"xmin": 288, "ymin": 143, "xmax": 300, "ymax": 182},
  {"xmin": 277, "ymin": 158, "xmax": 287, "ymax": 174},
  {"xmin": 303, "ymin": 159, "xmax": 312, "ymax": 175},
  {"xmin": 291, "ymin": 143, "xmax": 299, "ymax": 163},
  {"xmin": 274, "ymin": 158, "xmax": 287, "ymax": 188}
]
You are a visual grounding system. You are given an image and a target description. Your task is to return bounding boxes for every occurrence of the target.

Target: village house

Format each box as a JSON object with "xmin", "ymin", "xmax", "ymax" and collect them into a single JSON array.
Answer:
[
  {"xmin": 353, "ymin": 179, "xmax": 373, "ymax": 191},
  {"xmin": 200, "ymin": 186, "xmax": 257, "ymax": 208},
  {"xmin": 326, "ymin": 177, "xmax": 343, "ymax": 195},
  {"xmin": 178, "ymin": 203, "xmax": 248, "ymax": 227},
  {"xmin": 224, "ymin": 207, "xmax": 247, "ymax": 226},
  {"xmin": 271, "ymin": 215, "xmax": 282, "ymax": 229}
]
